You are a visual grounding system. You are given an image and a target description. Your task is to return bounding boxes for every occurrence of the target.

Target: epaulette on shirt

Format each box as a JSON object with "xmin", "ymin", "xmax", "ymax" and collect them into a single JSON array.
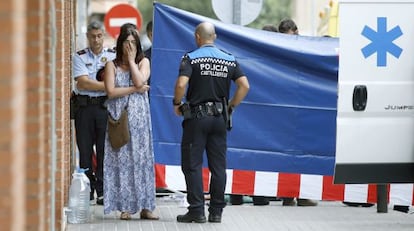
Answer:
[
  {"xmin": 107, "ymin": 48, "xmax": 116, "ymax": 53},
  {"xmin": 77, "ymin": 49, "xmax": 87, "ymax": 55}
]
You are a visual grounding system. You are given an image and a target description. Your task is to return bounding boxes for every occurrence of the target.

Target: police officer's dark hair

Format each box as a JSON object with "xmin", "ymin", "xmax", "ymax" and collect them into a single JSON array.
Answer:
[
  {"xmin": 87, "ymin": 21, "xmax": 105, "ymax": 33},
  {"xmin": 115, "ymin": 25, "xmax": 144, "ymax": 65},
  {"xmin": 146, "ymin": 21, "xmax": 153, "ymax": 33},
  {"xmin": 278, "ymin": 18, "xmax": 298, "ymax": 34}
]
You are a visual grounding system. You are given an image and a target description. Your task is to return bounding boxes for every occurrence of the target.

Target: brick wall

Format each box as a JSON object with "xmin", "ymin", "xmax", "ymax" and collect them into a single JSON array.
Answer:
[
  {"xmin": 26, "ymin": 0, "xmax": 47, "ymax": 229},
  {"xmin": 0, "ymin": 0, "xmax": 27, "ymax": 230},
  {"xmin": 0, "ymin": 0, "xmax": 73, "ymax": 230},
  {"xmin": 54, "ymin": 0, "xmax": 73, "ymax": 229}
]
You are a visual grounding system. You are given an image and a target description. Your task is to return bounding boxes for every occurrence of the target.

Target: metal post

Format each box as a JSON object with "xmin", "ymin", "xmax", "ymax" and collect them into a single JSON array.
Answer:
[
  {"xmin": 49, "ymin": 0, "xmax": 57, "ymax": 229},
  {"xmin": 377, "ymin": 184, "xmax": 388, "ymax": 213},
  {"xmin": 232, "ymin": 0, "xmax": 241, "ymax": 25},
  {"xmin": 72, "ymin": 0, "xmax": 88, "ymax": 173},
  {"xmin": 76, "ymin": 0, "xmax": 88, "ymax": 50}
]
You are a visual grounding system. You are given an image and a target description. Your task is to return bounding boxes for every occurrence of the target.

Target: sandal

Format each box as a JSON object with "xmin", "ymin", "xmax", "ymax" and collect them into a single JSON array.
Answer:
[
  {"xmin": 120, "ymin": 212, "xmax": 131, "ymax": 220},
  {"xmin": 140, "ymin": 209, "xmax": 159, "ymax": 220}
]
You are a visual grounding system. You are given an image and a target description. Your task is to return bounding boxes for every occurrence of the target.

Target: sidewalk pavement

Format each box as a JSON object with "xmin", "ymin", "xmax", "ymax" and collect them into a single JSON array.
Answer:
[{"xmin": 66, "ymin": 195, "xmax": 413, "ymax": 231}]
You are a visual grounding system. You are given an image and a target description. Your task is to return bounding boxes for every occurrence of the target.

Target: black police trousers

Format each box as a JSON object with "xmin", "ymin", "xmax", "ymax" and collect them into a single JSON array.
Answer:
[
  {"xmin": 74, "ymin": 103, "xmax": 108, "ymax": 198},
  {"xmin": 181, "ymin": 114, "xmax": 227, "ymax": 216}
]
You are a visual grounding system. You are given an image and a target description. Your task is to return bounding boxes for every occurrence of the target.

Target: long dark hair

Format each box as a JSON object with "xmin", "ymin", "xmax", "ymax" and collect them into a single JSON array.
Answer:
[{"xmin": 115, "ymin": 24, "xmax": 144, "ymax": 65}]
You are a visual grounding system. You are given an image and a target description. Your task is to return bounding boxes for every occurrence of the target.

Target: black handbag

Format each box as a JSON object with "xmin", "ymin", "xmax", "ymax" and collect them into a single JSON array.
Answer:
[{"xmin": 96, "ymin": 66, "xmax": 105, "ymax": 81}]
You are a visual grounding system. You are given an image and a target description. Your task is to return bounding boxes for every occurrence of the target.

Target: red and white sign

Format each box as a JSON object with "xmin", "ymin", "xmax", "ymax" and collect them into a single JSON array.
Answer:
[{"xmin": 104, "ymin": 4, "xmax": 142, "ymax": 38}]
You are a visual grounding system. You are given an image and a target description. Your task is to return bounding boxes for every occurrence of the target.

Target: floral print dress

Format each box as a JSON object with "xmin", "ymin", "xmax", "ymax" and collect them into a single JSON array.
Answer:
[{"xmin": 103, "ymin": 65, "xmax": 156, "ymax": 215}]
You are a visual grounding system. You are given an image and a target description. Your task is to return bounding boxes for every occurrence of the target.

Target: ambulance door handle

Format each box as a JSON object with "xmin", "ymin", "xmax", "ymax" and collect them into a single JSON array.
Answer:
[{"xmin": 352, "ymin": 85, "xmax": 367, "ymax": 111}]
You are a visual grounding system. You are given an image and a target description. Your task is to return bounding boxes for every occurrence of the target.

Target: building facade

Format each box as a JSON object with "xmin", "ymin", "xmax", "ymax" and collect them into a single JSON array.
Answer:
[{"xmin": 0, "ymin": 0, "xmax": 73, "ymax": 230}]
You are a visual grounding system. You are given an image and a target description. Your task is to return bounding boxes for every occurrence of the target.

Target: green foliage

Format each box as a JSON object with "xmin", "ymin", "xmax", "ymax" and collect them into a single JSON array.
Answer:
[
  {"xmin": 137, "ymin": 0, "xmax": 291, "ymax": 31},
  {"xmin": 249, "ymin": 0, "xmax": 291, "ymax": 28},
  {"xmin": 136, "ymin": 0, "xmax": 154, "ymax": 28}
]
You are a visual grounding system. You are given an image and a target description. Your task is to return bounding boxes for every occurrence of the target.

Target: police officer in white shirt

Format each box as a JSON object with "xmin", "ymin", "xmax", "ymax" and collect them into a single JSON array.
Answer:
[{"xmin": 72, "ymin": 21, "xmax": 115, "ymax": 205}]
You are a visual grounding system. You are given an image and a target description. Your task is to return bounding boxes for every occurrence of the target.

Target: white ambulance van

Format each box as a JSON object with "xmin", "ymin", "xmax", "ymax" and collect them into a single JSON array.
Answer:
[{"xmin": 334, "ymin": 0, "xmax": 414, "ymax": 184}]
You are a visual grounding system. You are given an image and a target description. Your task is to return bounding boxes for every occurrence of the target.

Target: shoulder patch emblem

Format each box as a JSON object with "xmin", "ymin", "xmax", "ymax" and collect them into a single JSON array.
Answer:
[{"xmin": 101, "ymin": 57, "xmax": 107, "ymax": 62}]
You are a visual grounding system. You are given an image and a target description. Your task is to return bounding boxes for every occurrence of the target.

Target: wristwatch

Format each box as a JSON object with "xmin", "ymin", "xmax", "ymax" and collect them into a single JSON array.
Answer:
[{"xmin": 172, "ymin": 98, "xmax": 181, "ymax": 106}]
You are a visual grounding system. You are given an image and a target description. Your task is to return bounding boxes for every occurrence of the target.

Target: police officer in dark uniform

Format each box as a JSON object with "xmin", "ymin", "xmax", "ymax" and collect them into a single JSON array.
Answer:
[
  {"xmin": 173, "ymin": 22, "xmax": 250, "ymax": 223},
  {"xmin": 72, "ymin": 21, "xmax": 116, "ymax": 205}
]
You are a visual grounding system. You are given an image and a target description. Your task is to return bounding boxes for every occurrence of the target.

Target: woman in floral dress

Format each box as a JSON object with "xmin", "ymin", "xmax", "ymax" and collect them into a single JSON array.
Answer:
[{"xmin": 103, "ymin": 24, "xmax": 158, "ymax": 220}]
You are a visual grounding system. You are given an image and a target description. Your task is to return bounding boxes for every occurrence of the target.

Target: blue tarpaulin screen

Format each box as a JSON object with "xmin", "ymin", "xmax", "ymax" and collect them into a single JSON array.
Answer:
[{"xmin": 150, "ymin": 3, "xmax": 339, "ymax": 176}]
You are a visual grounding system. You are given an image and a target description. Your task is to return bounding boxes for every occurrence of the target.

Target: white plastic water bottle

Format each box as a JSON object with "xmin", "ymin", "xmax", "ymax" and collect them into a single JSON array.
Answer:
[{"xmin": 67, "ymin": 168, "xmax": 91, "ymax": 224}]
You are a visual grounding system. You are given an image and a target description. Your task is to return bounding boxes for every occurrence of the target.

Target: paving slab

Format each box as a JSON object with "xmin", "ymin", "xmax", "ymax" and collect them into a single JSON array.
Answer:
[{"xmin": 66, "ymin": 196, "xmax": 414, "ymax": 231}]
